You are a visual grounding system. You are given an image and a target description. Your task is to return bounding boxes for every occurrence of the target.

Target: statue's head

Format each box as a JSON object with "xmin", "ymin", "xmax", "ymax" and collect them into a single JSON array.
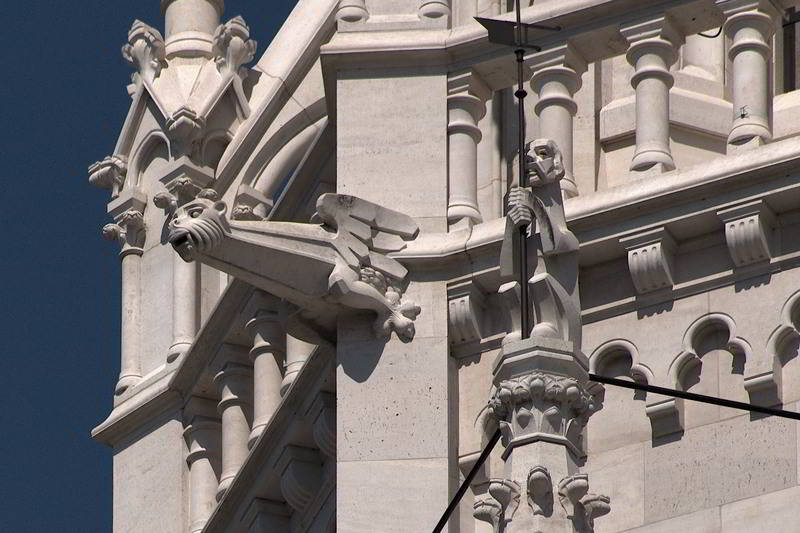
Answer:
[
  {"xmin": 525, "ymin": 138, "xmax": 565, "ymax": 186},
  {"xmin": 166, "ymin": 193, "xmax": 230, "ymax": 262}
]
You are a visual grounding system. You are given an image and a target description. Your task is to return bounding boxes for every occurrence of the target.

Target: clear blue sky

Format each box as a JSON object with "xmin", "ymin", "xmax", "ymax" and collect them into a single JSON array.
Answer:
[{"xmin": 0, "ymin": 1, "xmax": 297, "ymax": 530}]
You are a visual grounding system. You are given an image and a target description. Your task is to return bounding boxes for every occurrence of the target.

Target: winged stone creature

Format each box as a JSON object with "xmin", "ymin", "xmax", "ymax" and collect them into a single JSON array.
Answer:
[{"xmin": 161, "ymin": 191, "xmax": 421, "ymax": 343}]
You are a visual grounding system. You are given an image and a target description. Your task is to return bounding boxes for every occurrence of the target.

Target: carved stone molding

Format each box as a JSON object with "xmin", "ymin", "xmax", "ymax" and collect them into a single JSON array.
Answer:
[
  {"xmin": 122, "ymin": 20, "xmax": 166, "ymax": 85},
  {"xmin": 104, "ymin": 188, "xmax": 148, "ymax": 256},
  {"xmin": 620, "ymin": 228, "xmax": 676, "ymax": 295},
  {"xmin": 88, "ymin": 155, "xmax": 127, "ymax": 198},
  {"xmin": 213, "ymin": 16, "xmax": 257, "ymax": 77},
  {"xmin": 448, "ymin": 282, "xmax": 487, "ymax": 345},
  {"xmin": 418, "ymin": 0, "xmax": 451, "ymax": 21},
  {"xmin": 473, "ymin": 479, "xmax": 521, "ymax": 533},
  {"xmin": 717, "ymin": 199, "xmax": 776, "ymax": 267},
  {"xmin": 276, "ymin": 446, "xmax": 323, "ymax": 512},
  {"xmin": 154, "ymin": 158, "xmax": 217, "ymax": 209},
  {"xmin": 167, "ymin": 106, "xmax": 206, "ymax": 149}
]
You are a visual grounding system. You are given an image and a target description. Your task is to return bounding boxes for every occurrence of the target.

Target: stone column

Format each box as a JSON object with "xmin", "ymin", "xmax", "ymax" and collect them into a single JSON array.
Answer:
[
  {"xmin": 720, "ymin": 0, "xmax": 780, "ymax": 146},
  {"xmin": 155, "ymin": 162, "xmax": 215, "ymax": 363},
  {"xmin": 212, "ymin": 344, "xmax": 253, "ymax": 501},
  {"xmin": 281, "ymin": 334, "xmax": 316, "ymax": 395},
  {"xmin": 184, "ymin": 398, "xmax": 221, "ymax": 533},
  {"xmin": 161, "ymin": 0, "xmax": 224, "ymax": 58},
  {"xmin": 530, "ymin": 44, "xmax": 587, "ymax": 198},
  {"xmin": 487, "ymin": 338, "xmax": 609, "ymax": 532},
  {"xmin": 246, "ymin": 302, "xmax": 286, "ymax": 448},
  {"xmin": 448, "ymin": 70, "xmax": 490, "ymax": 230},
  {"xmin": 622, "ymin": 16, "xmax": 684, "ymax": 172},
  {"xmin": 102, "ymin": 189, "xmax": 148, "ymax": 396}
]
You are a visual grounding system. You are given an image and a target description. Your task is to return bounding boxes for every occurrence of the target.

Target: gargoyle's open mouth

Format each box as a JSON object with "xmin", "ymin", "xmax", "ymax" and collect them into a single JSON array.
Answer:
[{"xmin": 168, "ymin": 229, "xmax": 195, "ymax": 262}]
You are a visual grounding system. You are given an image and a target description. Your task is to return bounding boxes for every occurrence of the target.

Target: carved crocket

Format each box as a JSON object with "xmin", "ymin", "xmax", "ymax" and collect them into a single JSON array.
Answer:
[
  {"xmin": 500, "ymin": 139, "xmax": 581, "ymax": 347},
  {"xmin": 162, "ymin": 192, "xmax": 421, "ymax": 343}
]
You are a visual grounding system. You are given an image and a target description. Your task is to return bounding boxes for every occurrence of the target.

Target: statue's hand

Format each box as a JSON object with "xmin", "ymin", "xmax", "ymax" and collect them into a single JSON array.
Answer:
[{"xmin": 508, "ymin": 186, "xmax": 534, "ymax": 228}]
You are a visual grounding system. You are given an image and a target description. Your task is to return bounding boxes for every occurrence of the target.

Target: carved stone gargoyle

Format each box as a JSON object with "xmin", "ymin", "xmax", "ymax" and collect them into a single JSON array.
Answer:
[
  {"xmin": 499, "ymin": 138, "xmax": 581, "ymax": 347},
  {"xmin": 161, "ymin": 191, "xmax": 421, "ymax": 343}
]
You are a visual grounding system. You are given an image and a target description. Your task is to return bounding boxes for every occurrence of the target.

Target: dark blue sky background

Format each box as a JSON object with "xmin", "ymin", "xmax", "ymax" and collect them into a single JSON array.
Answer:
[{"xmin": 0, "ymin": 2, "xmax": 297, "ymax": 530}]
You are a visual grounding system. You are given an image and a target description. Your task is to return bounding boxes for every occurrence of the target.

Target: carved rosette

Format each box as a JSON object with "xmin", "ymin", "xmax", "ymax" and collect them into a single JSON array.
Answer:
[
  {"xmin": 213, "ymin": 16, "xmax": 257, "ymax": 77},
  {"xmin": 122, "ymin": 20, "xmax": 166, "ymax": 84},
  {"xmin": 88, "ymin": 155, "xmax": 127, "ymax": 197},
  {"xmin": 489, "ymin": 372, "xmax": 597, "ymax": 458}
]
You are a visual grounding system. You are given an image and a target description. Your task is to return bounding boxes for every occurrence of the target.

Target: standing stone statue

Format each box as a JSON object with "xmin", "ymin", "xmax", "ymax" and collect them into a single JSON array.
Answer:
[{"xmin": 481, "ymin": 139, "xmax": 610, "ymax": 532}]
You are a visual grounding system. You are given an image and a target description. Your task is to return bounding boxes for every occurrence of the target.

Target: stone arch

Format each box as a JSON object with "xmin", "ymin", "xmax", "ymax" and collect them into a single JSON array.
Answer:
[
  {"xmin": 587, "ymin": 339, "xmax": 652, "ymax": 451},
  {"xmin": 128, "ymin": 130, "xmax": 171, "ymax": 190},
  {"xmin": 765, "ymin": 290, "xmax": 800, "ymax": 403}
]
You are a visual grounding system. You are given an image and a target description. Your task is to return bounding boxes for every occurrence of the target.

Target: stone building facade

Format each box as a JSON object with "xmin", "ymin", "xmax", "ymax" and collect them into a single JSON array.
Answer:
[{"xmin": 88, "ymin": 0, "xmax": 800, "ymax": 531}]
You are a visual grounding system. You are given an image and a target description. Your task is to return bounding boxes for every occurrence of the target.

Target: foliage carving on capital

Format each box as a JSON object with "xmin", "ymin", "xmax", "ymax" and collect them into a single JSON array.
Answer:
[
  {"xmin": 489, "ymin": 372, "xmax": 597, "ymax": 457},
  {"xmin": 88, "ymin": 156, "xmax": 127, "ymax": 197},
  {"xmin": 213, "ymin": 16, "xmax": 257, "ymax": 77},
  {"xmin": 122, "ymin": 20, "xmax": 166, "ymax": 84}
]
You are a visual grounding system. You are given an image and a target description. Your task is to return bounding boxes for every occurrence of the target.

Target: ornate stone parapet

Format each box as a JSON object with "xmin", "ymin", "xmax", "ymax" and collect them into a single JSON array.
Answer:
[
  {"xmin": 717, "ymin": 199, "xmax": 776, "ymax": 267},
  {"xmin": 718, "ymin": 0, "xmax": 780, "ymax": 147},
  {"xmin": 620, "ymin": 227, "xmax": 677, "ymax": 295},
  {"xmin": 529, "ymin": 43, "xmax": 588, "ymax": 198},
  {"xmin": 447, "ymin": 70, "xmax": 490, "ymax": 230},
  {"xmin": 621, "ymin": 15, "xmax": 684, "ymax": 173}
]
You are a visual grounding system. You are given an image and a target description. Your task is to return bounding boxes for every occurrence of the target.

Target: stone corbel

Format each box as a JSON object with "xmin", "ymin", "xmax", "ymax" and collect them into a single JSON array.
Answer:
[
  {"xmin": 557, "ymin": 474, "xmax": 611, "ymax": 533},
  {"xmin": 276, "ymin": 445, "xmax": 323, "ymax": 512},
  {"xmin": 645, "ymin": 394, "xmax": 684, "ymax": 439},
  {"xmin": 448, "ymin": 282, "xmax": 487, "ymax": 345},
  {"xmin": 155, "ymin": 157, "xmax": 217, "ymax": 209},
  {"xmin": 232, "ymin": 184, "xmax": 274, "ymax": 221},
  {"xmin": 88, "ymin": 155, "xmax": 127, "ymax": 198},
  {"xmin": 306, "ymin": 392, "xmax": 335, "ymax": 460},
  {"xmin": 167, "ymin": 106, "xmax": 206, "ymax": 153},
  {"xmin": 620, "ymin": 228, "xmax": 677, "ymax": 295},
  {"xmin": 473, "ymin": 479, "xmax": 521, "ymax": 533},
  {"xmin": 717, "ymin": 199, "xmax": 776, "ymax": 267},
  {"xmin": 213, "ymin": 16, "xmax": 257, "ymax": 78},
  {"xmin": 122, "ymin": 20, "xmax": 166, "ymax": 85},
  {"xmin": 104, "ymin": 188, "xmax": 148, "ymax": 253}
]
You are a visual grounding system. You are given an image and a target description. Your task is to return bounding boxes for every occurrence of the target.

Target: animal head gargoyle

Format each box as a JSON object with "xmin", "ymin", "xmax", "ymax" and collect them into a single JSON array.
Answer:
[{"xmin": 158, "ymin": 189, "xmax": 230, "ymax": 262}]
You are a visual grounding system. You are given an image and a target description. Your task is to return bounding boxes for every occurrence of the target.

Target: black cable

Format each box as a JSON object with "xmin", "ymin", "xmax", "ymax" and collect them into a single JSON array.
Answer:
[
  {"xmin": 698, "ymin": 27, "xmax": 722, "ymax": 38},
  {"xmin": 589, "ymin": 374, "xmax": 800, "ymax": 421},
  {"xmin": 431, "ymin": 429, "xmax": 502, "ymax": 533}
]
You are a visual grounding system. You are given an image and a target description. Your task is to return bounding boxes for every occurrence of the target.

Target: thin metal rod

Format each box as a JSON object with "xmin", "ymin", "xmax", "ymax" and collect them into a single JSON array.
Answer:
[
  {"xmin": 432, "ymin": 429, "xmax": 502, "ymax": 533},
  {"xmin": 514, "ymin": 45, "xmax": 530, "ymax": 338},
  {"xmin": 590, "ymin": 374, "xmax": 800, "ymax": 421}
]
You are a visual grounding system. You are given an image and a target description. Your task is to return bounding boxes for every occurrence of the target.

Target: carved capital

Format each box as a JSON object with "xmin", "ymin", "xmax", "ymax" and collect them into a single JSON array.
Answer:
[
  {"xmin": 489, "ymin": 372, "xmax": 596, "ymax": 458},
  {"xmin": 213, "ymin": 16, "xmax": 257, "ymax": 77},
  {"xmin": 122, "ymin": 20, "xmax": 166, "ymax": 84},
  {"xmin": 717, "ymin": 200, "xmax": 776, "ymax": 267},
  {"xmin": 620, "ymin": 228, "xmax": 676, "ymax": 295},
  {"xmin": 88, "ymin": 155, "xmax": 127, "ymax": 197},
  {"xmin": 104, "ymin": 188, "xmax": 148, "ymax": 255}
]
